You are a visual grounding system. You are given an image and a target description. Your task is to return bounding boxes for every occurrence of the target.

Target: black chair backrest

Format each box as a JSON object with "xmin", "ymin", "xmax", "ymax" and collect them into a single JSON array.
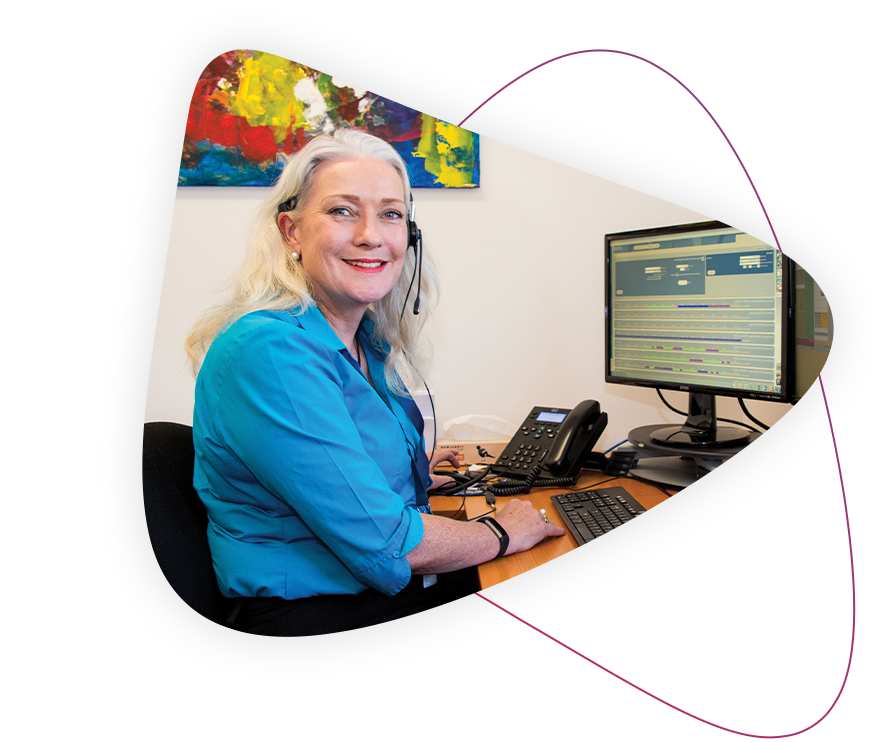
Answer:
[{"xmin": 143, "ymin": 421, "xmax": 234, "ymax": 625}]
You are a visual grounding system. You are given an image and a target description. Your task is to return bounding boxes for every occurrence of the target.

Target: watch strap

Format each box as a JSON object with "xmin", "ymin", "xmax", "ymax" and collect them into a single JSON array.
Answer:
[{"xmin": 477, "ymin": 517, "xmax": 509, "ymax": 559}]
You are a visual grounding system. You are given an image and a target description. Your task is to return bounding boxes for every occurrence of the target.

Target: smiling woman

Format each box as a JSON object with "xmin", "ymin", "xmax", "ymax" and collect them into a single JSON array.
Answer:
[
  {"xmin": 184, "ymin": 130, "xmax": 564, "ymax": 636},
  {"xmin": 185, "ymin": 130, "xmax": 431, "ymax": 395},
  {"xmin": 277, "ymin": 159, "xmax": 410, "ymax": 356}
]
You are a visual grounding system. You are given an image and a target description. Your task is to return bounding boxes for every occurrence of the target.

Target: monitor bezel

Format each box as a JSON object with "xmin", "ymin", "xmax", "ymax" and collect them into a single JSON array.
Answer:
[{"xmin": 604, "ymin": 220, "xmax": 795, "ymax": 405}]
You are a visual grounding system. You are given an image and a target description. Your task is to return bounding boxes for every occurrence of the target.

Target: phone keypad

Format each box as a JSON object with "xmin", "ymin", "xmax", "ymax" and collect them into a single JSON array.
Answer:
[
  {"xmin": 500, "ymin": 443, "xmax": 549, "ymax": 470},
  {"xmin": 498, "ymin": 406, "xmax": 569, "ymax": 475},
  {"xmin": 501, "ymin": 442, "xmax": 551, "ymax": 471}
]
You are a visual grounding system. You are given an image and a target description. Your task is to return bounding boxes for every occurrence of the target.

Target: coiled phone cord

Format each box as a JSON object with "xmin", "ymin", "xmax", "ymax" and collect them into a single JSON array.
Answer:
[{"xmin": 486, "ymin": 464, "xmax": 577, "ymax": 497}]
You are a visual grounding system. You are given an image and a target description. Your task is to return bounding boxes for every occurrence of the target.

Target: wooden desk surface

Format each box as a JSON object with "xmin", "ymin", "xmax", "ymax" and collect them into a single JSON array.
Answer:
[{"xmin": 430, "ymin": 470, "xmax": 672, "ymax": 589}]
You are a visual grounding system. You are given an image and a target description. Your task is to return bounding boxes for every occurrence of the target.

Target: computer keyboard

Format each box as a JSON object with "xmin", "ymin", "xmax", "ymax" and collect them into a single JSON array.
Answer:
[{"xmin": 550, "ymin": 486, "xmax": 646, "ymax": 545}]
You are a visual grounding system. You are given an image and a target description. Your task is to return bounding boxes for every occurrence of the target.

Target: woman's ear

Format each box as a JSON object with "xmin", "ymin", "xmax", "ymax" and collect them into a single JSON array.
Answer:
[{"xmin": 277, "ymin": 212, "xmax": 300, "ymax": 256}]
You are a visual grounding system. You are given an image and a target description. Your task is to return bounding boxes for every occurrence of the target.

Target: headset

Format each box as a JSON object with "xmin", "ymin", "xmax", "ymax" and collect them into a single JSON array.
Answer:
[
  {"xmin": 280, "ymin": 192, "xmax": 423, "ymax": 318},
  {"xmin": 405, "ymin": 196, "xmax": 423, "ymax": 317}
]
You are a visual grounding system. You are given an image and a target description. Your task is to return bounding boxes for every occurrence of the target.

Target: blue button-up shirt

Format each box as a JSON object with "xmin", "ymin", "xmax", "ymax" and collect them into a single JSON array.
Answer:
[{"xmin": 193, "ymin": 304, "xmax": 430, "ymax": 599}]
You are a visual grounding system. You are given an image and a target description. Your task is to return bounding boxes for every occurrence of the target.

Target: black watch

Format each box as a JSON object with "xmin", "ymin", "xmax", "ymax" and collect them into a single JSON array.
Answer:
[{"xmin": 477, "ymin": 517, "xmax": 509, "ymax": 559}]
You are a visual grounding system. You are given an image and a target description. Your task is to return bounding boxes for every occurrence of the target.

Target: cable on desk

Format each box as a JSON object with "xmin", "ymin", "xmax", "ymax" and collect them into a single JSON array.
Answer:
[
  {"xmin": 486, "ymin": 464, "xmax": 578, "ymax": 497},
  {"xmin": 439, "ymin": 463, "xmax": 505, "ymax": 521},
  {"xmin": 624, "ymin": 472, "xmax": 676, "ymax": 498},
  {"xmin": 603, "ymin": 440, "xmax": 628, "ymax": 454},
  {"xmin": 566, "ymin": 475, "xmax": 620, "ymax": 491},
  {"xmin": 656, "ymin": 389, "xmax": 761, "ymax": 433},
  {"xmin": 562, "ymin": 472, "xmax": 674, "ymax": 499}
]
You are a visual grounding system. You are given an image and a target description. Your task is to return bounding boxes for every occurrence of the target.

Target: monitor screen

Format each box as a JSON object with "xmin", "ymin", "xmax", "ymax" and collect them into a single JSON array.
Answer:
[
  {"xmin": 605, "ymin": 221, "xmax": 793, "ymax": 404},
  {"xmin": 793, "ymin": 264, "xmax": 833, "ymax": 399}
]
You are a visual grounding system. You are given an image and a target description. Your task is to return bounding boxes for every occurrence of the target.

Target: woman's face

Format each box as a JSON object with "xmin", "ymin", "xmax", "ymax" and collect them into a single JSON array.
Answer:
[{"xmin": 280, "ymin": 158, "xmax": 409, "ymax": 325}]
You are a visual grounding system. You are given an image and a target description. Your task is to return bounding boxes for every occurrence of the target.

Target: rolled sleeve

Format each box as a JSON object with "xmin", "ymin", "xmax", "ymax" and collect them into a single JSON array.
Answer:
[{"xmin": 351, "ymin": 503, "xmax": 424, "ymax": 595}]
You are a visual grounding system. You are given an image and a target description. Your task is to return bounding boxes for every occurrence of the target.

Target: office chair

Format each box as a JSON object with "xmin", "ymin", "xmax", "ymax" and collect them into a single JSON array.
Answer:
[{"xmin": 142, "ymin": 421, "xmax": 234, "ymax": 626}]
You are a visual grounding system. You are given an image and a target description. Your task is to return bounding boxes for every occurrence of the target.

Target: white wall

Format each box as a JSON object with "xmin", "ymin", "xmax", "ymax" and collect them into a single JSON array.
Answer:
[{"xmin": 146, "ymin": 135, "xmax": 794, "ymax": 450}]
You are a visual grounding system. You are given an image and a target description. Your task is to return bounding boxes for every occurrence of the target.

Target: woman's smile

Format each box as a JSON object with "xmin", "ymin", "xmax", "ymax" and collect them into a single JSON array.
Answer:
[{"xmin": 342, "ymin": 258, "xmax": 388, "ymax": 272}]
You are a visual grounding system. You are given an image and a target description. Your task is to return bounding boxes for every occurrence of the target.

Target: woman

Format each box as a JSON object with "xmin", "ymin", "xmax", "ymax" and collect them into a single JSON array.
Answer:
[{"xmin": 186, "ymin": 130, "xmax": 564, "ymax": 635}]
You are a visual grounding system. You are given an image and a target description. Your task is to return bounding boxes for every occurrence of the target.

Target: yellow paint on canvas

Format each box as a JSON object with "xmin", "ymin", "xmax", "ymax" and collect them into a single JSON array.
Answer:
[
  {"xmin": 415, "ymin": 115, "xmax": 475, "ymax": 187},
  {"xmin": 435, "ymin": 121, "xmax": 475, "ymax": 187},
  {"xmin": 415, "ymin": 114, "xmax": 441, "ymax": 170},
  {"xmin": 230, "ymin": 53, "xmax": 308, "ymax": 135}
]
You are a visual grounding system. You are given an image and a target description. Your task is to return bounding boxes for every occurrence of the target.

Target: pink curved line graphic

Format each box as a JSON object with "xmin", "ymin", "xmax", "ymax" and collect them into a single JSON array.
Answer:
[
  {"xmin": 476, "ymin": 593, "xmax": 852, "ymax": 738},
  {"xmin": 460, "ymin": 50, "xmax": 884, "ymax": 738}
]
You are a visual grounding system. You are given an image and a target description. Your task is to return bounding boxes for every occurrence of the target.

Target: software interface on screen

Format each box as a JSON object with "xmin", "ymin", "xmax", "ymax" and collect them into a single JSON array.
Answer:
[
  {"xmin": 793, "ymin": 265, "xmax": 832, "ymax": 398},
  {"xmin": 609, "ymin": 226, "xmax": 785, "ymax": 396}
]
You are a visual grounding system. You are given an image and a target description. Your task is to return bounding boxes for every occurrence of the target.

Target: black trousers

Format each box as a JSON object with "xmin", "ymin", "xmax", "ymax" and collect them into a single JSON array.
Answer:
[{"xmin": 230, "ymin": 568, "xmax": 480, "ymax": 636}]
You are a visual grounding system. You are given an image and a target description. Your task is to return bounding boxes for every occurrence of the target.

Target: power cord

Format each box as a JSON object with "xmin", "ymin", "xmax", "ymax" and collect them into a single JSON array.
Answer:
[
  {"xmin": 656, "ymin": 389, "xmax": 762, "ymax": 433},
  {"xmin": 486, "ymin": 464, "xmax": 578, "ymax": 497},
  {"xmin": 738, "ymin": 398, "xmax": 770, "ymax": 431},
  {"xmin": 440, "ymin": 463, "xmax": 497, "ymax": 521}
]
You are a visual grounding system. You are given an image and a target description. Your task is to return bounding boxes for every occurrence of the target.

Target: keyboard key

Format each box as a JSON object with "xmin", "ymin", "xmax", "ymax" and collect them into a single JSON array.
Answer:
[{"xmin": 573, "ymin": 522, "xmax": 596, "ymax": 542}]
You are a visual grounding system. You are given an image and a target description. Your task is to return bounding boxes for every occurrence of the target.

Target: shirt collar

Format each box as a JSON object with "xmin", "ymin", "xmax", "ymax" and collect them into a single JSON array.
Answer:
[
  {"xmin": 291, "ymin": 305, "xmax": 389, "ymax": 389},
  {"xmin": 290, "ymin": 303, "xmax": 347, "ymax": 350},
  {"xmin": 291, "ymin": 304, "xmax": 381, "ymax": 352}
]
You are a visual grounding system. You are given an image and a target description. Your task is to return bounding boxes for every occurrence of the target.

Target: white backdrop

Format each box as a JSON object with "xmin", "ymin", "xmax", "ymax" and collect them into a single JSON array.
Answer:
[{"xmin": 148, "ymin": 134, "xmax": 796, "ymax": 449}]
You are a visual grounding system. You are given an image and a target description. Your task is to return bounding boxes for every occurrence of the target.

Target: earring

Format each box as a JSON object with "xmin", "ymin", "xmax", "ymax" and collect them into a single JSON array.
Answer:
[{"xmin": 291, "ymin": 251, "xmax": 300, "ymax": 261}]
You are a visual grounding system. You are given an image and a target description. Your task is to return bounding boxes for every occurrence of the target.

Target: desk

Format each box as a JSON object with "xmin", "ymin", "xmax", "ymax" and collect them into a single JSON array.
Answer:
[{"xmin": 430, "ymin": 470, "xmax": 672, "ymax": 589}]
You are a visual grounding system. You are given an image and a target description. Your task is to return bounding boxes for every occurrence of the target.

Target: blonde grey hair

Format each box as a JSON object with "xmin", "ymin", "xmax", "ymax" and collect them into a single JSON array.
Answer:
[{"xmin": 185, "ymin": 129, "xmax": 439, "ymax": 394}]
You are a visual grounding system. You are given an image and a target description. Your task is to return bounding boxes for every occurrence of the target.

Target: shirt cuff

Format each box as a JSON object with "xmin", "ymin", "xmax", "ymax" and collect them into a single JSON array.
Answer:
[{"xmin": 353, "ymin": 506, "xmax": 425, "ymax": 596}]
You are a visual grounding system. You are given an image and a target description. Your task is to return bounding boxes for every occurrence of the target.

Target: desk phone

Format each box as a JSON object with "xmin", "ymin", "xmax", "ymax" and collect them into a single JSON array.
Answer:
[{"xmin": 493, "ymin": 400, "xmax": 608, "ymax": 480}]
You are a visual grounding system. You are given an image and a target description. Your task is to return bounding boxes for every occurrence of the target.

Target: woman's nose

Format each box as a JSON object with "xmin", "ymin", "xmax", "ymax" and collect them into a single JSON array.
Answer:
[{"xmin": 355, "ymin": 215, "xmax": 382, "ymax": 247}]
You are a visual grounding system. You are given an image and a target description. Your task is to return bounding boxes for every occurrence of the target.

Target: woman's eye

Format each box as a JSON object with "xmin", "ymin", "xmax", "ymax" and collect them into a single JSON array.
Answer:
[
  {"xmin": 329, "ymin": 207, "xmax": 352, "ymax": 216},
  {"xmin": 383, "ymin": 210, "xmax": 403, "ymax": 220}
]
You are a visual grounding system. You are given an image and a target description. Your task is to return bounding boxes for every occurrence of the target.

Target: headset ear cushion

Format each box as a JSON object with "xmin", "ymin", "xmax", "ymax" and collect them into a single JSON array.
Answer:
[{"xmin": 278, "ymin": 196, "xmax": 297, "ymax": 214}]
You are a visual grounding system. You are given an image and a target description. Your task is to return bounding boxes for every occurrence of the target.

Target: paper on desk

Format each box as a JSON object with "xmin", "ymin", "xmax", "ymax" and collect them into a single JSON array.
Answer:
[{"xmin": 441, "ymin": 415, "xmax": 517, "ymax": 441}]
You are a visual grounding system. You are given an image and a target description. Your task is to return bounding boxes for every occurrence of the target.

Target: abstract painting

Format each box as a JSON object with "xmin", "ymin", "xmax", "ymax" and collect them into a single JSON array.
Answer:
[{"xmin": 180, "ymin": 50, "xmax": 480, "ymax": 188}]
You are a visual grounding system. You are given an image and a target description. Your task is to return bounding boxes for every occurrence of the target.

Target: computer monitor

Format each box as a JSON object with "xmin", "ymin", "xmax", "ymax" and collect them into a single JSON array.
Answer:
[
  {"xmin": 793, "ymin": 263, "xmax": 834, "ymax": 398},
  {"xmin": 605, "ymin": 221, "xmax": 794, "ymax": 458}
]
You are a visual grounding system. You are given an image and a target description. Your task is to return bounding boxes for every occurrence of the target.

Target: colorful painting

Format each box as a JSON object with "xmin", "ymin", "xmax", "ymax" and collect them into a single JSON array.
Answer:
[{"xmin": 180, "ymin": 50, "xmax": 480, "ymax": 188}]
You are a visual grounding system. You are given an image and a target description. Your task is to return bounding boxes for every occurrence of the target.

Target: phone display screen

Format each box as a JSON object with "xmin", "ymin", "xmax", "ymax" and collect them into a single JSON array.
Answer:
[{"xmin": 536, "ymin": 412, "xmax": 566, "ymax": 424}]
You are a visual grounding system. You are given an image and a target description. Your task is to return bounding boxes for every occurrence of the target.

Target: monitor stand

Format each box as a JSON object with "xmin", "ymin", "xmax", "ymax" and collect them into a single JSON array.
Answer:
[
  {"xmin": 630, "ymin": 455, "xmax": 722, "ymax": 488},
  {"xmin": 650, "ymin": 392, "xmax": 751, "ymax": 448},
  {"xmin": 627, "ymin": 421, "xmax": 761, "ymax": 487}
]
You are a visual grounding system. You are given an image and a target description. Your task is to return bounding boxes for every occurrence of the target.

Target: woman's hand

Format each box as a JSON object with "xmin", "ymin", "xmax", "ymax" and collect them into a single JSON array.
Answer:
[
  {"xmin": 408, "ymin": 499, "xmax": 566, "ymax": 574},
  {"xmin": 493, "ymin": 499, "xmax": 567, "ymax": 555},
  {"xmin": 427, "ymin": 448, "xmax": 461, "ymax": 491},
  {"xmin": 429, "ymin": 448, "xmax": 460, "ymax": 470}
]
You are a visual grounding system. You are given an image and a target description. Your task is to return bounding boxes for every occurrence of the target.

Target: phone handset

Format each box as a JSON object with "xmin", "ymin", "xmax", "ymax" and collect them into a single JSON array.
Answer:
[
  {"xmin": 485, "ymin": 400, "xmax": 609, "ymax": 497},
  {"xmin": 545, "ymin": 400, "xmax": 609, "ymax": 477}
]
